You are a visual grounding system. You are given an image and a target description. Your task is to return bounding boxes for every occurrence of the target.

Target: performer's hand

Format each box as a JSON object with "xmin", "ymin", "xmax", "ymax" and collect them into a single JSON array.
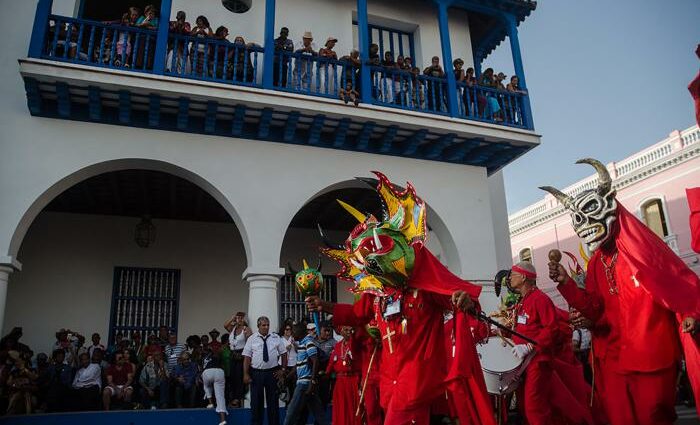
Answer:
[
  {"xmin": 682, "ymin": 316, "xmax": 698, "ymax": 334},
  {"xmin": 451, "ymin": 290, "xmax": 475, "ymax": 312},
  {"xmin": 305, "ymin": 381, "xmax": 317, "ymax": 395},
  {"xmin": 243, "ymin": 374, "xmax": 252, "ymax": 385},
  {"xmin": 569, "ymin": 308, "xmax": 592, "ymax": 329},
  {"xmin": 548, "ymin": 262, "xmax": 569, "ymax": 284},
  {"xmin": 305, "ymin": 296, "xmax": 324, "ymax": 313},
  {"xmin": 511, "ymin": 343, "xmax": 533, "ymax": 360}
]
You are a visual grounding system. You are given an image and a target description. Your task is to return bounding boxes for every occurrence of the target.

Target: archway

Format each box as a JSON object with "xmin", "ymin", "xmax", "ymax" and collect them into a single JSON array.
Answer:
[
  {"xmin": 278, "ymin": 178, "xmax": 461, "ymax": 321},
  {"xmin": 5, "ymin": 160, "xmax": 249, "ymax": 355}
]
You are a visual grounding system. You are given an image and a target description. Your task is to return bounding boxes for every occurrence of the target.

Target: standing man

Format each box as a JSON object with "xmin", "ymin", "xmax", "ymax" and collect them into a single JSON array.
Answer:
[
  {"xmin": 506, "ymin": 261, "xmax": 560, "ymax": 425},
  {"xmin": 543, "ymin": 158, "xmax": 700, "ymax": 425},
  {"xmin": 243, "ymin": 316, "xmax": 288, "ymax": 425},
  {"xmin": 315, "ymin": 322, "xmax": 336, "ymax": 412},
  {"xmin": 283, "ymin": 323, "xmax": 329, "ymax": 425},
  {"xmin": 273, "ymin": 27, "xmax": 294, "ymax": 87}
]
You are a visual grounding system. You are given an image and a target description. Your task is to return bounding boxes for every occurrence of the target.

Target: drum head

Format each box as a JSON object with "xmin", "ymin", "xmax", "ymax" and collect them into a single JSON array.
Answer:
[{"xmin": 476, "ymin": 337, "xmax": 521, "ymax": 372}]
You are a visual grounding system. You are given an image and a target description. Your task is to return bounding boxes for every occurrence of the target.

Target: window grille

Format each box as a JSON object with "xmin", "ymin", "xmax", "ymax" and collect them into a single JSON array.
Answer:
[
  {"xmin": 279, "ymin": 274, "xmax": 337, "ymax": 326},
  {"xmin": 108, "ymin": 267, "xmax": 180, "ymax": 345},
  {"xmin": 353, "ymin": 21, "xmax": 416, "ymax": 61}
]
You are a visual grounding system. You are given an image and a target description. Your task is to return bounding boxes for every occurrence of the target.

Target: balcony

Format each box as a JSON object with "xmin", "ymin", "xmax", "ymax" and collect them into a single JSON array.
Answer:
[{"xmin": 20, "ymin": 0, "xmax": 539, "ymax": 175}]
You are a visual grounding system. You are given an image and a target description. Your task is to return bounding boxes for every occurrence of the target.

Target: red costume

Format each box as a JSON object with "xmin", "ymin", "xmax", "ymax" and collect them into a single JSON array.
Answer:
[
  {"xmin": 326, "ymin": 337, "xmax": 361, "ymax": 425},
  {"xmin": 689, "ymin": 53, "xmax": 700, "ymax": 126},
  {"xmin": 356, "ymin": 327, "xmax": 382, "ymax": 425},
  {"xmin": 557, "ymin": 206, "xmax": 700, "ymax": 424},
  {"xmin": 688, "ymin": 187, "xmax": 700, "ymax": 254},
  {"xmin": 332, "ymin": 246, "xmax": 495, "ymax": 425}
]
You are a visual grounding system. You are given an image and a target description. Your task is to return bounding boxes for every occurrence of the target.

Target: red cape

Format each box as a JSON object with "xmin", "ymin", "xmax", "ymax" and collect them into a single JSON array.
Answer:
[
  {"xmin": 688, "ymin": 187, "xmax": 700, "ymax": 254},
  {"xmin": 409, "ymin": 245, "xmax": 495, "ymax": 425},
  {"xmin": 615, "ymin": 206, "xmax": 700, "ymax": 412}
]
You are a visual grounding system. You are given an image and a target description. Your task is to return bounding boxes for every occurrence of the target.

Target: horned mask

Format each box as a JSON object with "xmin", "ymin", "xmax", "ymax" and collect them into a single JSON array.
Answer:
[{"xmin": 540, "ymin": 158, "xmax": 617, "ymax": 252}]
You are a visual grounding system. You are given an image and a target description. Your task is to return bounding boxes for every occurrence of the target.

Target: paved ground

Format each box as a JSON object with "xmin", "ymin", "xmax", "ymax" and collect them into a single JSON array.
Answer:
[{"xmin": 676, "ymin": 405, "xmax": 698, "ymax": 424}]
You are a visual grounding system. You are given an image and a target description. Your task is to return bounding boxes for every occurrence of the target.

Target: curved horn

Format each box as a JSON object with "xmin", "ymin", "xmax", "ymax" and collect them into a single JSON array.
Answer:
[
  {"xmin": 337, "ymin": 199, "xmax": 367, "ymax": 223},
  {"xmin": 286, "ymin": 261, "xmax": 298, "ymax": 276},
  {"xmin": 539, "ymin": 186, "xmax": 573, "ymax": 208},
  {"xmin": 317, "ymin": 223, "xmax": 344, "ymax": 250},
  {"xmin": 316, "ymin": 256, "xmax": 322, "ymax": 272},
  {"xmin": 576, "ymin": 158, "xmax": 612, "ymax": 195}
]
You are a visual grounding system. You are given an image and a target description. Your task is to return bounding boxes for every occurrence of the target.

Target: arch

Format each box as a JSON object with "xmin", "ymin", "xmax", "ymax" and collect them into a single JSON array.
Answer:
[
  {"xmin": 638, "ymin": 196, "xmax": 670, "ymax": 239},
  {"xmin": 278, "ymin": 178, "xmax": 462, "ymax": 275},
  {"xmin": 8, "ymin": 158, "xmax": 251, "ymax": 264},
  {"xmin": 518, "ymin": 247, "xmax": 533, "ymax": 263}
]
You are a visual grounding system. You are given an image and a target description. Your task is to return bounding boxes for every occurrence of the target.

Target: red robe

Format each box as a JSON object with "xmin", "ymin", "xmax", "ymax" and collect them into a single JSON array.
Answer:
[
  {"xmin": 557, "ymin": 206, "xmax": 700, "ymax": 423},
  {"xmin": 326, "ymin": 338, "xmax": 361, "ymax": 425},
  {"xmin": 333, "ymin": 245, "xmax": 494, "ymax": 425},
  {"xmin": 688, "ymin": 187, "xmax": 700, "ymax": 254},
  {"xmin": 355, "ymin": 326, "xmax": 382, "ymax": 425}
]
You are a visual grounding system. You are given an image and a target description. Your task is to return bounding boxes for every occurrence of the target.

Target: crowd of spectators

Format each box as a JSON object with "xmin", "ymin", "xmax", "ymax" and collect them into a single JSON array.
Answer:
[
  {"xmin": 0, "ymin": 313, "xmax": 343, "ymax": 423},
  {"xmin": 47, "ymin": 7, "xmax": 527, "ymax": 119}
]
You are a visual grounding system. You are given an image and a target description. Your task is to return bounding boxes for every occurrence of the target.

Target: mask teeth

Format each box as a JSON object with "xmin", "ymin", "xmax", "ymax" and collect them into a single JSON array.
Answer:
[
  {"xmin": 373, "ymin": 228, "xmax": 383, "ymax": 250},
  {"xmin": 350, "ymin": 259, "xmax": 365, "ymax": 270}
]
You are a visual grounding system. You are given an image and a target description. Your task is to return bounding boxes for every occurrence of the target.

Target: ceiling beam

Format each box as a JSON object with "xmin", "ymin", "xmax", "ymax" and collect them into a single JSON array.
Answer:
[
  {"xmin": 204, "ymin": 101, "xmax": 218, "ymax": 134},
  {"xmin": 148, "ymin": 94, "xmax": 160, "ymax": 127},
  {"xmin": 308, "ymin": 114, "xmax": 326, "ymax": 145},
  {"xmin": 87, "ymin": 85, "xmax": 101, "ymax": 121},
  {"xmin": 55, "ymin": 82, "xmax": 70, "ymax": 118},
  {"xmin": 283, "ymin": 111, "xmax": 300, "ymax": 142},
  {"xmin": 24, "ymin": 78, "xmax": 42, "ymax": 115},
  {"xmin": 356, "ymin": 121, "xmax": 376, "ymax": 151},
  {"xmin": 257, "ymin": 107, "xmax": 273, "ymax": 139},
  {"xmin": 424, "ymin": 133, "xmax": 456, "ymax": 159},
  {"xmin": 177, "ymin": 97, "xmax": 189, "ymax": 131},
  {"xmin": 333, "ymin": 118, "xmax": 351, "ymax": 148},
  {"xmin": 231, "ymin": 104, "xmax": 246, "ymax": 137},
  {"xmin": 118, "ymin": 90, "xmax": 131, "ymax": 125},
  {"xmin": 402, "ymin": 129, "xmax": 427, "ymax": 155},
  {"xmin": 379, "ymin": 125, "xmax": 398, "ymax": 153}
]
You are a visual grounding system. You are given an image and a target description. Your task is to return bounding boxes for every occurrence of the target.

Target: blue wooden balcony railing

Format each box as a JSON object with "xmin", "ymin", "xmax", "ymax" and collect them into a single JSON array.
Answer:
[{"xmin": 30, "ymin": 11, "xmax": 534, "ymax": 130}]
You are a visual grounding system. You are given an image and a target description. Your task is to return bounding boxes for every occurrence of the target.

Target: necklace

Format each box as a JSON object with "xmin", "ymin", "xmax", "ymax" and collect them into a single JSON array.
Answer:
[
  {"xmin": 600, "ymin": 252, "xmax": 619, "ymax": 295},
  {"xmin": 340, "ymin": 340, "xmax": 351, "ymax": 366}
]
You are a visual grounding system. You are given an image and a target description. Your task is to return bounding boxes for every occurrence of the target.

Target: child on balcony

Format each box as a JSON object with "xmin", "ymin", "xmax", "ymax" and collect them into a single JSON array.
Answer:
[{"xmin": 338, "ymin": 80, "xmax": 360, "ymax": 106}]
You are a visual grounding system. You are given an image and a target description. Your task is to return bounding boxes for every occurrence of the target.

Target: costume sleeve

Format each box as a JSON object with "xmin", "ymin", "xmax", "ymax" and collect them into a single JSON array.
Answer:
[
  {"xmin": 557, "ymin": 271, "xmax": 604, "ymax": 323},
  {"xmin": 332, "ymin": 293, "xmax": 374, "ymax": 327},
  {"xmin": 325, "ymin": 346, "xmax": 338, "ymax": 375},
  {"xmin": 688, "ymin": 187, "xmax": 700, "ymax": 254},
  {"xmin": 532, "ymin": 295, "xmax": 559, "ymax": 352}
]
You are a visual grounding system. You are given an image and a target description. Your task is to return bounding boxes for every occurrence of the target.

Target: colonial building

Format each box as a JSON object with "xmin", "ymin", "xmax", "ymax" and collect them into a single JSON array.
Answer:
[
  {"xmin": 1, "ymin": 0, "xmax": 539, "ymax": 364},
  {"xmin": 509, "ymin": 125, "xmax": 700, "ymax": 307}
]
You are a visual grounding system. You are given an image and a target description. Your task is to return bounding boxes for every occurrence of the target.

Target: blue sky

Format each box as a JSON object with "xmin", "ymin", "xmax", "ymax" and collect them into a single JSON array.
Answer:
[{"xmin": 482, "ymin": 1, "xmax": 700, "ymax": 213}]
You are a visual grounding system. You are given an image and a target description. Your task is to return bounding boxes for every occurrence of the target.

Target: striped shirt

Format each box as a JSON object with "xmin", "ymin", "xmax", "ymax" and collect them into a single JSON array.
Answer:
[
  {"xmin": 163, "ymin": 343, "xmax": 187, "ymax": 372},
  {"xmin": 295, "ymin": 335, "xmax": 318, "ymax": 383}
]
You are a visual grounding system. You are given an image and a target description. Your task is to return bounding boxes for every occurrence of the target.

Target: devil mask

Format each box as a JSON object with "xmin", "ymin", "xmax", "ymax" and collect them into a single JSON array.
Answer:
[
  {"xmin": 287, "ymin": 258, "xmax": 323, "ymax": 297},
  {"xmin": 319, "ymin": 172, "xmax": 427, "ymax": 295},
  {"xmin": 540, "ymin": 158, "xmax": 617, "ymax": 252}
]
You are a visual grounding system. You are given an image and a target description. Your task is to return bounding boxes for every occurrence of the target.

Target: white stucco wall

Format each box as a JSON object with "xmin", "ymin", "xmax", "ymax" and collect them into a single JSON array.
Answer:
[{"xmin": 1, "ymin": 0, "xmax": 510, "ymax": 336}]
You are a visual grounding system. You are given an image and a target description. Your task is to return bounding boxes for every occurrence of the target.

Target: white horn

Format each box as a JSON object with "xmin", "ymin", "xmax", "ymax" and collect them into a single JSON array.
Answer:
[{"xmin": 373, "ymin": 228, "xmax": 383, "ymax": 250}]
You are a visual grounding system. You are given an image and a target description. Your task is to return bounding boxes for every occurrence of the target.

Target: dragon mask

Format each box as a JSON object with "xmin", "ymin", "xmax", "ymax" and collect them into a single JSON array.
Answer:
[
  {"xmin": 540, "ymin": 158, "xmax": 617, "ymax": 252},
  {"xmin": 320, "ymin": 171, "xmax": 427, "ymax": 296}
]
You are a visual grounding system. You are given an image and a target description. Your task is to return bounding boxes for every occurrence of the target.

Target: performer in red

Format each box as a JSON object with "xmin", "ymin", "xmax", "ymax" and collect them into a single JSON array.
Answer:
[
  {"xmin": 689, "ymin": 44, "xmax": 700, "ymax": 127},
  {"xmin": 308, "ymin": 172, "xmax": 495, "ymax": 425},
  {"xmin": 326, "ymin": 326, "xmax": 361, "ymax": 425},
  {"xmin": 355, "ymin": 325, "xmax": 382, "ymax": 425},
  {"xmin": 688, "ymin": 187, "xmax": 700, "ymax": 254},
  {"xmin": 542, "ymin": 158, "xmax": 700, "ymax": 425}
]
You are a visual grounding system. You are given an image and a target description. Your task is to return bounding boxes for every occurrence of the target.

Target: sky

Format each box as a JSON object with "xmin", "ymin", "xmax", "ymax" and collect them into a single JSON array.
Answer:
[{"xmin": 482, "ymin": 1, "xmax": 700, "ymax": 214}]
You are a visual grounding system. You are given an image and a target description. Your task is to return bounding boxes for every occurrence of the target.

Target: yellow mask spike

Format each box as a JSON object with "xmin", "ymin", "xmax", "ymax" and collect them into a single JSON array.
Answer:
[
  {"xmin": 337, "ymin": 199, "xmax": 367, "ymax": 223},
  {"xmin": 303, "ymin": 259, "xmax": 309, "ymax": 270}
]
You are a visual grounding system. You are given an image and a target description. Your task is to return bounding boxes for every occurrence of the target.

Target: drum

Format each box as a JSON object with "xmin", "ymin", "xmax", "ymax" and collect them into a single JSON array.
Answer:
[{"xmin": 476, "ymin": 336, "xmax": 523, "ymax": 395}]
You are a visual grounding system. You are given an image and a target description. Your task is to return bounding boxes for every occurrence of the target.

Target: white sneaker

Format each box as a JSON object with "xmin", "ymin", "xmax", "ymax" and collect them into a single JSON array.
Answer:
[
  {"xmin": 150, "ymin": 406, "xmax": 156, "ymax": 410},
  {"xmin": 206, "ymin": 403, "xmax": 215, "ymax": 409},
  {"xmin": 219, "ymin": 422, "xmax": 227, "ymax": 425}
]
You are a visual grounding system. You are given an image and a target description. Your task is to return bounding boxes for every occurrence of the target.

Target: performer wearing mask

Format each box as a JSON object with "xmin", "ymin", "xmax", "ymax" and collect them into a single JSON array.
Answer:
[{"xmin": 543, "ymin": 158, "xmax": 700, "ymax": 425}]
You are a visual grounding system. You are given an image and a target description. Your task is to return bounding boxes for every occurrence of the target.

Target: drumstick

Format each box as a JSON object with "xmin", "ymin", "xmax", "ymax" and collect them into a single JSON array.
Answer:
[
  {"xmin": 497, "ymin": 334, "xmax": 515, "ymax": 348},
  {"xmin": 356, "ymin": 343, "xmax": 378, "ymax": 417}
]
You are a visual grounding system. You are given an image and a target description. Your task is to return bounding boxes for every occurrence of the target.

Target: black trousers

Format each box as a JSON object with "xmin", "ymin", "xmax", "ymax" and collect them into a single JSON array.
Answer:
[{"xmin": 250, "ymin": 368, "xmax": 280, "ymax": 425}]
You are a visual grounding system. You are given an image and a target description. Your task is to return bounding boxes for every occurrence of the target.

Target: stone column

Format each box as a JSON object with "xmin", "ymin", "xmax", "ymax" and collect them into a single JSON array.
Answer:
[
  {"xmin": 243, "ymin": 267, "xmax": 285, "ymax": 332},
  {"xmin": 0, "ymin": 266, "xmax": 13, "ymax": 336}
]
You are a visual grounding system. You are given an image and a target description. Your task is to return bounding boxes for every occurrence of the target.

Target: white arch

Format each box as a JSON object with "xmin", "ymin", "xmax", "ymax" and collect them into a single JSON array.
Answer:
[
  {"xmin": 278, "ymin": 178, "xmax": 463, "ymax": 274},
  {"xmin": 7, "ymin": 158, "xmax": 251, "ymax": 265}
]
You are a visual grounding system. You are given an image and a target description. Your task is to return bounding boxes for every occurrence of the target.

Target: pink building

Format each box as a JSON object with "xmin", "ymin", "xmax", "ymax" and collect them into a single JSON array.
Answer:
[{"xmin": 509, "ymin": 125, "xmax": 700, "ymax": 308}]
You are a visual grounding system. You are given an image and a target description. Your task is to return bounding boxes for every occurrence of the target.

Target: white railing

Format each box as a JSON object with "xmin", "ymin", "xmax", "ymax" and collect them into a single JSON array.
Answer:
[{"xmin": 508, "ymin": 124, "xmax": 699, "ymax": 232}]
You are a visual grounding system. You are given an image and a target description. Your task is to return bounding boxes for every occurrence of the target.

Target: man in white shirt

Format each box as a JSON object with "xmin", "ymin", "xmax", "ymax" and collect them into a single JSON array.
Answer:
[
  {"xmin": 71, "ymin": 352, "xmax": 102, "ymax": 410},
  {"xmin": 572, "ymin": 324, "xmax": 592, "ymax": 383},
  {"xmin": 243, "ymin": 316, "xmax": 287, "ymax": 425}
]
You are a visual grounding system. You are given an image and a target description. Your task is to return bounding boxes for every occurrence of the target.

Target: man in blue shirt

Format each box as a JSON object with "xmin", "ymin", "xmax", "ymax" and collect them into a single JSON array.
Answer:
[{"xmin": 283, "ymin": 323, "xmax": 329, "ymax": 425}]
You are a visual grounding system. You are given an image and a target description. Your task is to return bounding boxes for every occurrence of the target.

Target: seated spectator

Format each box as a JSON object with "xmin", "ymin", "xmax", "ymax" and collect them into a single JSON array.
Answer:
[
  {"xmin": 339, "ymin": 80, "xmax": 360, "ymax": 106},
  {"xmin": 102, "ymin": 353, "xmax": 135, "ymax": 410},
  {"xmin": 139, "ymin": 353, "xmax": 168, "ymax": 409},
  {"xmin": 6, "ymin": 354, "xmax": 38, "ymax": 415},
  {"xmin": 142, "ymin": 334, "xmax": 163, "ymax": 364},
  {"xmin": 294, "ymin": 31, "xmax": 317, "ymax": 91},
  {"xmin": 164, "ymin": 333, "xmax": 187, "ymax": 374},
  {"xmin": 107, "ymin": 332, "xmax": 124, "ymax": 358},
  {"xmin": 87, "ymin": 333, "xmax": 105, "ymax": 359},
  {"xmin": 402, "ymin": 56, "xmax": 413, "ymax": 71},
  {"xmin": 166, "ymin": 11, "xmax": 191, "ymax": 74},
  {"xmin": 72, "ymin": 352, "xmax": 102, "ymax": 411},
  {"xmin": 91, "ymin": 348, "xmax": 110, "ymax": 371},
  {"xmin": 209, "ymin": 329, "xmax": 222, "ymax": 354},
  {"xmin": 131, "ymin": 333, "xmax": 145, "ymax": 360},
  {"xmin": 45, "ymin": 349, "xmax": 73, "ymax": 412},
  {"xmin": 339, "ymin": 49, "xmax": 361, "ymax": 90},
  {"xmin": 172, "ymin": 352, "xmax": 198, "ymax": 408},
  {"xmin": 53, "ymin": 329, "xmax": 79, "ymax": 367},
  {"xmin": 157, "ymin": 326, "xmax": 170, "ymax": 348},
  {"xmin": 201, "ymin": 334, "xmax": 211, "ymax": 353},
  {"xmin": 0, "ymin": 328, "xmax": 31, "ymax": 355}
]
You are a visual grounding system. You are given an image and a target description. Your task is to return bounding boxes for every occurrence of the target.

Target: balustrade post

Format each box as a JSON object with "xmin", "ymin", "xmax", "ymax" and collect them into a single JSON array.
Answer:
[
  {"xmin": 357, "ymin": 0, "xmax": 372, "ymax": 103},
  {"xmin": 28, "ymin": 0, "xmax": 53, "ymax": 57},
  {"xmin": 504, "ymin": 13, "xmax": 533, "ymax": 129},
  {"xmin": 437, "ymin": 1, "xmax": 459, "ymax": 117},
  {"xmin": 262, "ymin": 0, "xmax": 276, "ymax": 89},
  {"xmin": 151, "ymin": 0, "xmax": 172, "ymax": 74}
]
